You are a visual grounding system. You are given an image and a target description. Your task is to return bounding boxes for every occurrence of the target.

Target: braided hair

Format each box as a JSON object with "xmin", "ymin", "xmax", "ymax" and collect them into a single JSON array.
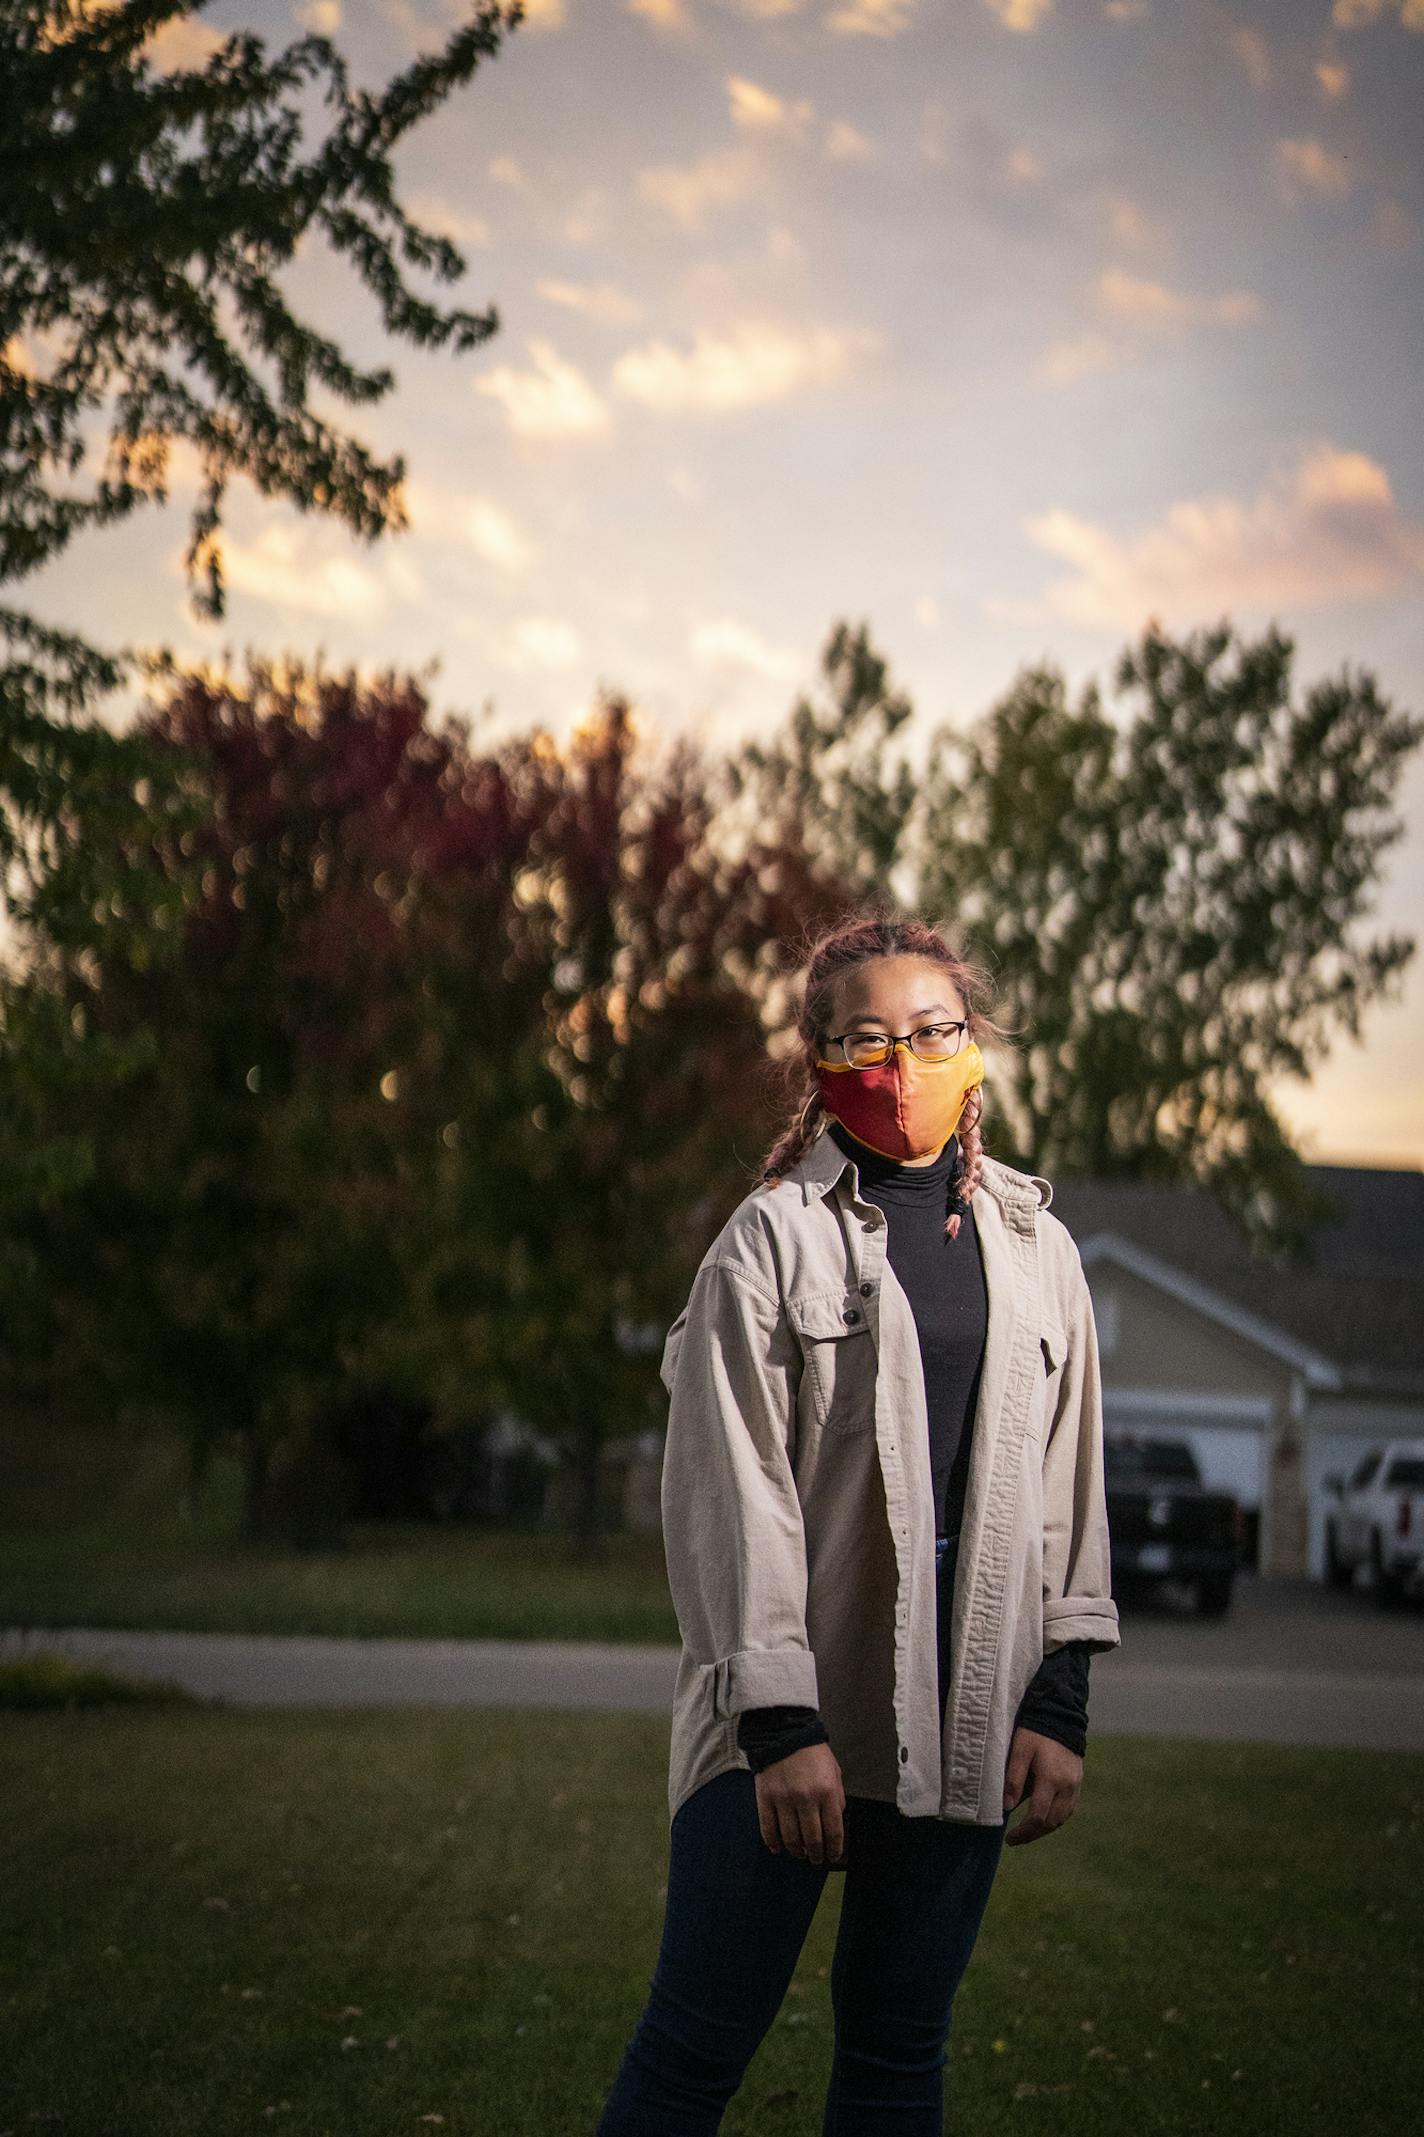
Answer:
[{"xmin": 756, "ymin": 911, "xmax": 1013, "ymax": 1242}]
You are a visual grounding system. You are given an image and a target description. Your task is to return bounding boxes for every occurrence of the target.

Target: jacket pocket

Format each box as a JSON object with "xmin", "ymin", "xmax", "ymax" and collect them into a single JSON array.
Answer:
[
  {"xmin": 786, "ymin": 1289, "xmax": 877, "ymax": 1434},
  {"xmin": 1040, "ymin": 1320, "xmax": 1067, "ymax": 1377}
]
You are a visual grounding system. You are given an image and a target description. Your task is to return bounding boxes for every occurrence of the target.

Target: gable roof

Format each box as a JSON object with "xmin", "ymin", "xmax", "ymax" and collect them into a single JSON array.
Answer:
[{"xmin": 1046, "ymin": 1163, "xmax": 1424, "ymax": 1398}]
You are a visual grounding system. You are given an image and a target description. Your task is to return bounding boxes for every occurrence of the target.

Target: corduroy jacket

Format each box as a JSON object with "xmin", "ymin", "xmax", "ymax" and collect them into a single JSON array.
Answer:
[{"xmin": 658, "ymin": 1123, "xmax": 1120, "ymax": 1828}]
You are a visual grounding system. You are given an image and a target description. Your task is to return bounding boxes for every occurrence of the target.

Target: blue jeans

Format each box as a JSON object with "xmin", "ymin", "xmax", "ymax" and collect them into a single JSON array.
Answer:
[{"xmin": 596, "ymin": 1533, "xmax": 1007, "ymax": 2135}]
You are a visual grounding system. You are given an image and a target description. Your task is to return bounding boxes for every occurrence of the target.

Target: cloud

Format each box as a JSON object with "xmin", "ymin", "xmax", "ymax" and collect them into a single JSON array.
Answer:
[
  {"xmin": 823, "ymin": 119, "xmax": 877, "ymax": 162},
  {"xmin": 456, "ymin": 611, "xmax": 586, "ymax": 672},
  {"xmin": 215, "ymin": 524, "xmax": 418, "ymax": 620},
  {"xmin": 688, "ymin": 617, "xmax": 803, "ymax": 680},
  {"xmin": 919, "ymin": 96, "xmax": 950, "ymax": 166},
  {"xmin": 296, "ymin": 1, "xmax": 342, "ymax": 31},
  {"xmin": 992, "ymin": 444, "xmax": 1424, "ymax": 631},
  {"xmin": 1273, "ymin": 137, "xmax": 1355, "ymax": 203},
  {"xmin": 406, "ymin": 195, "xmax": 493, "ymax": 248},
  {"xmin": 474, "ymin": 340, "xmax": 612, "ymax": 438},
  {"xmin": 725, "ymin": 74, "xmax": 874, "ymax": 162},
  {"xmin": 1097, "ymin": 268, "xmax": 1261, "ymax": 328},
  {"xmin": 503, "ymin": 616, "xmax": 584, "ymax": 671},
  {"xmin": 468, "ymin": 506, "xmax": 535, "ymax": 574},
  {"xmin": 1102, "ymin": 1, "xmax": 1149, "ymax": 18},
  {"xmin": 826, "ymin": 0, "xmax": 919, "ymax": 35},
  {"xmin": 638, "ymin": 145, "xmax": 761, "ymax": 231},
  {"xmin": 667, "ymin": 464, "xmax": 705, "ymax": 503},
  {"xmin": 949, "ymin": 120, "xmax": 1047, "ymax": 232},
  {"xmin": 563, "ymin": 187, "xmax": 614, "ymax": 244},
  {"xmin": 143, "ymin": 12, "xmax": 227, "ymax": 69},
  {"xmin": 627, "ymin": 0, "xmax": 696, "ymax": 32},
  {"xmin": 983, "ymin": 0, "xmax": 1056, "ymax": 29},
  {"xmin": 715, "ymin": 0, "xmax": 814, "ymax": 18},
  {"xmin": 488, "ymin": 155, "xmax": 529, "ymax": 190},
  {"xmin": 404, "ymin": 486, "xmax": 536, "ymax": 574},
  {"xmin": 536, "ymin": 279, "xmax": 645, "ymax": 325},
  {"xmin": 1372, "ymin": 195, "xmax": 1418, "ymax": 249},
  {"xmin": 611, "ymin": 320, "xmax": 883, "ymax": 412},
  {"xmin": 1033, "ymin": 332, "xmax": 1121, "ymax": 387},
  {"xmin": 1102, "ymin": 191, "xmax": 1168, "ymax": 254},
  {"xmin": 1331, "ymin": 1, "xmax": 1424, "ymax": 28},
  {"xmin": 727, "ymin": 76, "xmax": 816, "ymax": 140},
  {"xmin": 1315, "ymin": 57, "xmax": 1351, "ymax": 97},
  {"xmin": 1226, "ymin": 22, "xmax": 1271, "ymax": 88},
  {"xmin": 1034, "ymin": 269, "xmax": 1260, "ymax": 384}
]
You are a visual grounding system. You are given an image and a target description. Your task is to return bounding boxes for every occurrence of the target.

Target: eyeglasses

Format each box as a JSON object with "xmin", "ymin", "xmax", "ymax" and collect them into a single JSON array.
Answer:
[{"xmin": 826, "ymin": 1023, "xmax": 969, "ymax": 1068}]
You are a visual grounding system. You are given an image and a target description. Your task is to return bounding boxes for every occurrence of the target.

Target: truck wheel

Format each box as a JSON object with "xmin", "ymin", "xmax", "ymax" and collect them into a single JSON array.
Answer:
[
  {"xmin": 1196, "ymin": 1572, "xmax": 1234, "ymax": 1617},
  {"xmin": 1370, "ymin": 1532, "xmax": 1404, "ymax": 1609},
  {"xmin": 1324, "ymin": 1522, "xmax": 1355, "ymax": 1591}
]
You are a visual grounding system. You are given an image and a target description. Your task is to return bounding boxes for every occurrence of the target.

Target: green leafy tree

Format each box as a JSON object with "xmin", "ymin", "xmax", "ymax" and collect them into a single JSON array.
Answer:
[
  {"xmin": 1, "ymin": 0, "xmax": 518, "ymax": 622},
  {"xmin": 720, "ymin": 619, "xmax": 921, "ymax": 904},
  {"xmin": 2, "ymin": 0, "xmax": 523, "ymax": 892},
  {"xmin": 911, "ymin": 616, "xmax": 1422, "ymax": 1254},
  {"xmin": 0, "ymin": 0, "xmax": 525, "ymax": 1401}
]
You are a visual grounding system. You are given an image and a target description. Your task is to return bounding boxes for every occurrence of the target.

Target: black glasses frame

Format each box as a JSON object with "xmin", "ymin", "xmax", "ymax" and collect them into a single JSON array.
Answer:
[{"xmin": 826, "ymin": 1021, "xmax": 970, "ymax": 1064}]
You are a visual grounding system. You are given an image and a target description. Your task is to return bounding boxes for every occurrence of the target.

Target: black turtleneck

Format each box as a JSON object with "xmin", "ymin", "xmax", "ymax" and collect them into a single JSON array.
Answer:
[
  {"xmin": 735, "ymin": 1118, "xmax": 1092, "ymax": 1775},
  {"xmin": 825, "ymin": 1117, "xmax": 987, "ymax": 1540}
]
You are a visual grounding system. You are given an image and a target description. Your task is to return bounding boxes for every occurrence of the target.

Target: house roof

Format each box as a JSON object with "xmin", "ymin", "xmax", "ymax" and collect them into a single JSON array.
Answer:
[{"xmin": 1047, "ymin": 1163, "xmax": 1424, "ymax": 1398}]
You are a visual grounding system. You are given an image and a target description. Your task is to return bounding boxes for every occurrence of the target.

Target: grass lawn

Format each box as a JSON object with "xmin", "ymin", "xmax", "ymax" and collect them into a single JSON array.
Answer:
[
  {"xmin": 0, "ymin": 1422, "xmax": 679, "ymax": 1642},
  {"xmin": 1, "ymin": 1705, "xmax": 1420, "ymax": 2137}
]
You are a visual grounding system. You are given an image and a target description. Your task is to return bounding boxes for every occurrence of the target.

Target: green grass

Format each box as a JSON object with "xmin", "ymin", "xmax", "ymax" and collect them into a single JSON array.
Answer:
[
  {"xmin": 0, "ymin": 1712, "xmax": 1419, "ymax": 2136},
  {"xmin": 0, "ymin": 1420, "xmax": 679, "ymax": 1641},
  {"xmin": 0, "ymin": 1649, "xmax": 203, "ymax": 1708}
]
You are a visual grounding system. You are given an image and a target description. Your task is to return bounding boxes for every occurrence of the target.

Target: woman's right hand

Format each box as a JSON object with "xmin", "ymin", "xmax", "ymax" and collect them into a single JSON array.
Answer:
[{"xmin": 753, "ymin": 1741, "xmax": 847, "ymax": 1866}]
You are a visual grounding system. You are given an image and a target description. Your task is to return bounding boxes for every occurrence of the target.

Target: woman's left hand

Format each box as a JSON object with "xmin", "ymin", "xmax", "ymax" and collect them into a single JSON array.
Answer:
[{"xmin": 1001, "ymin": 1727, "xmax": 1083, "ymax": 1845}]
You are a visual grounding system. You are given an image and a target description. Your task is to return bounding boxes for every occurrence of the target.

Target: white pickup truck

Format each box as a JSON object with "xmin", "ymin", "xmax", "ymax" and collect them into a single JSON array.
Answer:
[{"xmin": 1323, "ymin": 1439, "xmax": 1424, "ymax": 1604}]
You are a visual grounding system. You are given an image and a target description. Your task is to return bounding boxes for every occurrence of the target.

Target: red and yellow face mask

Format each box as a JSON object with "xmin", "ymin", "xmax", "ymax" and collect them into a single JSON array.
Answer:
[{"xmin": 813, "ymin": 1038, "xmax": 985, "ymax": 1163}]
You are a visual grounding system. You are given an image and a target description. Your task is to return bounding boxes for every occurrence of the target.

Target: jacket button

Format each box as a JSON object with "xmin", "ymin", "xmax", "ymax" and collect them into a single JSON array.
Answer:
[
  {"xmin": 843, "ymin": 1307, "xmax": 860, "ymax": 1324},
  {"xmin": 859, "ymin": 1281, "xmax": 872, "ymax": 1296},
  {"xmin": 899, "ymin": 1745, "xmax": 909, "ymax": 1764}
]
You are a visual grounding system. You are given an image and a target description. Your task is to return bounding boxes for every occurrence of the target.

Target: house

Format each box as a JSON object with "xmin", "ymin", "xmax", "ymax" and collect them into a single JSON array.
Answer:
[{"xmin": 1049, "ymin": 1162, "xmax": 1424, "ymax": 1580}]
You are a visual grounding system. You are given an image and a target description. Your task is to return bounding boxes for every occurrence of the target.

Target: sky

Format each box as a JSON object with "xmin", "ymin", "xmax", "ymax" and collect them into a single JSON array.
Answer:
[{"xmin": 21, "ymin": 0, "xmax": 1424, "ymax": 1169}]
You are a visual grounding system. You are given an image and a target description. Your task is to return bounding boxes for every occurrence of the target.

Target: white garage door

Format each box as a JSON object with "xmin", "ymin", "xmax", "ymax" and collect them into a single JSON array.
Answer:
[{"xmin": 1104, "ymin": 1403, "xmax": 1264, "ymax": 1506}]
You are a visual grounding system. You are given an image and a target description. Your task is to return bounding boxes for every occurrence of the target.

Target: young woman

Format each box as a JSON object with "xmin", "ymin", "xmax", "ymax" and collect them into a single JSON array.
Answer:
[{"xmin": 596, "ymin": 913, "xmax": 1119, "ymax": 2137}]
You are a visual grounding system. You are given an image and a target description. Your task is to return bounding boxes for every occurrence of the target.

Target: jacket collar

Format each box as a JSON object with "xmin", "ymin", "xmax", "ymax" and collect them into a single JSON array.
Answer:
[{"xmin": 788, "ymin": 1120, "xmax": 1053, "ymax": 1212}]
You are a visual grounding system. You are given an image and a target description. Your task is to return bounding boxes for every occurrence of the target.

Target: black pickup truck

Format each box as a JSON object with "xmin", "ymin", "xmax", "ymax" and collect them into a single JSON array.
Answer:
[{"xmin": 1104, "ymin": 1435, "xmax": 1245, "ymax": 1617}]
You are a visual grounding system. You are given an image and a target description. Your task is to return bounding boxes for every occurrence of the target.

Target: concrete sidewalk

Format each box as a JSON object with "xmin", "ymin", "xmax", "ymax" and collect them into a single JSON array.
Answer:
[{"xmin": 5, "ymin": 1622, "xmax": 1422, "ymax": 1750}]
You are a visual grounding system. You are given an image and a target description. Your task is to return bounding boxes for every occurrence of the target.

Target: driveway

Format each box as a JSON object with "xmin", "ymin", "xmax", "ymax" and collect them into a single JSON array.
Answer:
[{"xmin": 4, "ymin": 1575, "xmax": 1422, "ymax": 1750}]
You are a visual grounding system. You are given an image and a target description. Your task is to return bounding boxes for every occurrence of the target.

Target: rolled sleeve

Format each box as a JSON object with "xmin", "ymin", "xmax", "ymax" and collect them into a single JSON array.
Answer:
[
  {"xmin": 1041, "ymin": 1263, "xmax": 1121, "ymax": 1657},
  {"xmin": 659, "ymin": 1253, "xmax": 821, "ymax": 1717}
]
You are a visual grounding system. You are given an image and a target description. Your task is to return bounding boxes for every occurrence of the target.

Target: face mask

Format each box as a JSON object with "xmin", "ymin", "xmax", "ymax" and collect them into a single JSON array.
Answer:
[{"xmin": 813, "ymin": 1039, "xmax": 985, "ymax": 1163}]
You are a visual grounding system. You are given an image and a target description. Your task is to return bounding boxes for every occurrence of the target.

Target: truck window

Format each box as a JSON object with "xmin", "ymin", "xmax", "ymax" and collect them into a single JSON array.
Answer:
[
  {"xmin": 1383, "ymin": 1455, "xmax": 1424, "ymax": 1488},
  {"xmin": 1104, "ymin": 1438, "xmax": 1200, "ymax": 1482},
  {"xmin": 1350, "ymin": 1451, "xmax": 1383, "ymax": 1489}
]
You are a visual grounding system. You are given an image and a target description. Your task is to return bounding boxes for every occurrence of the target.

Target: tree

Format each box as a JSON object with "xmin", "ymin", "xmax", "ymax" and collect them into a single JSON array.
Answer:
[
  {"xmin": 0, "ymin": 0, "xmax": 524, "ymax": 956},
  {"xmin": 720, "ymin": 619, "xmax": 921, "ymax": 906},
  {"xmin": 10, "ymin": 657, "xmax": 844, "ymax": 1551},
  {"xmin": 911, "ymin": 616, "xmax": 1421, "ymax": 1254},
  {"xmin": 1, "ymin": 0, "xmax": 519, "ymax": 624},
  {"xmin": 0, "ymin": 0, "xmax": 526, "ymax": 1364}
]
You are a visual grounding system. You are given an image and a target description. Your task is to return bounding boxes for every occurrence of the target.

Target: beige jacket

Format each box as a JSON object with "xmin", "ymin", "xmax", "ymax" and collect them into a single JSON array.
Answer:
[{"xmin": 658, "ymin": 1123, "xmax": 1120, "ymax": 1828}]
